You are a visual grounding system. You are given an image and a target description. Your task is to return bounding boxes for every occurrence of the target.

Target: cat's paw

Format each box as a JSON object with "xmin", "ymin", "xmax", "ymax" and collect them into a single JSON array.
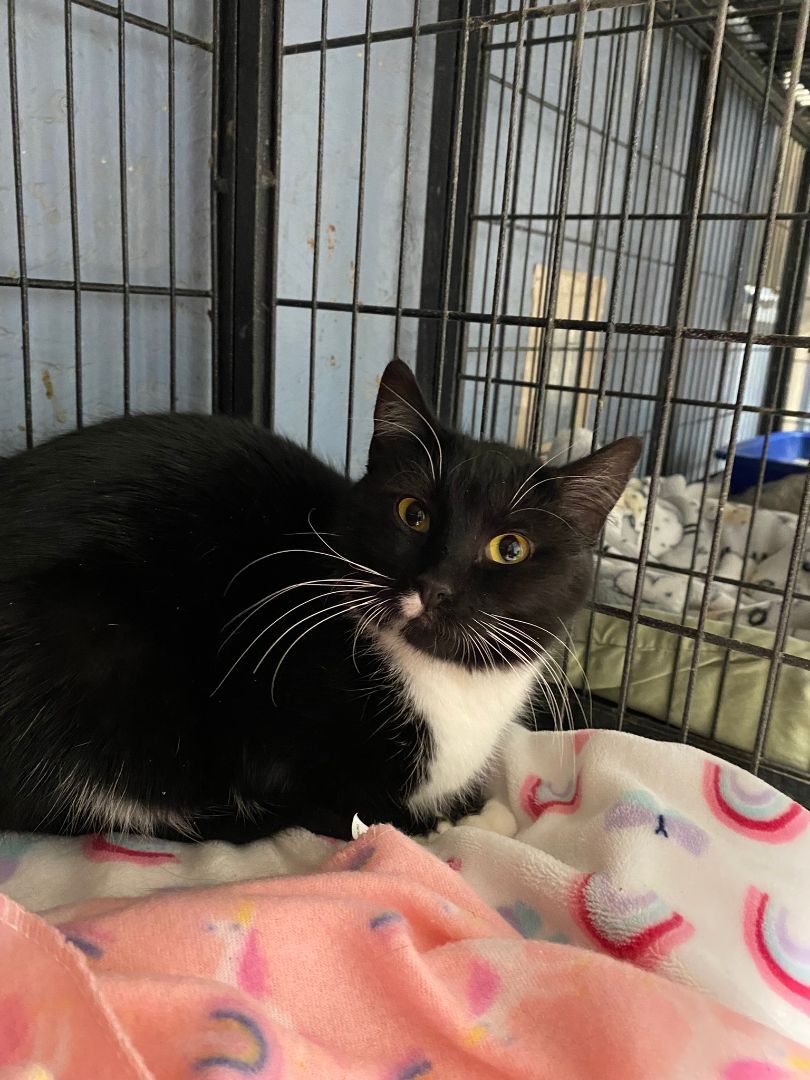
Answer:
[
  {"xmin": 421, "ymin": 818, "xmax": 453, "ymax": 843},
  {"xmin": 456, "ymin": 798, "xmax": 517, "ymax": 837}
]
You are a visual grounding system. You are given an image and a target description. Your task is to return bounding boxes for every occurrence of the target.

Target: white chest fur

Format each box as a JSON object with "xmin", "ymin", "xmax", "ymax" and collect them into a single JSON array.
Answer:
[{"xmin": 374, "ymin": 629, "xmax": 538, "ymax": 815}]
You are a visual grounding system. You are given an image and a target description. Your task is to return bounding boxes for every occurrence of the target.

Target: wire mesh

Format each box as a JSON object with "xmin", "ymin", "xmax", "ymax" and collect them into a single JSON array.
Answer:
[
  {"xmin": 3, "ymin": 0, "xmax": 810, "ymax": 802},
  {"xmin": 271, "ymin": 0, "xmax": 810, "ymax": 802},
  {"xmin": 0, "ymin": 0, "xmax": 215, "ymax": 450}
]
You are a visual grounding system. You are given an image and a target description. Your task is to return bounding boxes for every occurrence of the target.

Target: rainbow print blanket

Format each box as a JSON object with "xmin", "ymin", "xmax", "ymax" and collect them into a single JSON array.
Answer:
[{"xmin": 1, "ymin": 728, "xmax": 809, "ymax": 1078}]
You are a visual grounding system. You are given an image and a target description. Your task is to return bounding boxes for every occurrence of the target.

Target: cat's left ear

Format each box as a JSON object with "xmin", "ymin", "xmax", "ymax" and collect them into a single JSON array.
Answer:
[
  {"xmin": 555, "ymin": 436, "xmax": 642, "ymax": 542},
  {"xmin": 370, "ymin": 359, "xmax": 439, "ymax": 469}
]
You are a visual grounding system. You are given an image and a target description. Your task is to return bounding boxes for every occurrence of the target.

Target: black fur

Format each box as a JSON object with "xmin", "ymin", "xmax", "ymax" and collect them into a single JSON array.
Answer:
[{"xmin": 0, "ymin": 361, "xmax": 639, "ymax": 841}]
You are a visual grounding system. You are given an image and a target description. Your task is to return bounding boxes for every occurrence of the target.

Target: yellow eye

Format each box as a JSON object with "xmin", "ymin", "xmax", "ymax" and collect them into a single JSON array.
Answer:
[
  {"xmin": 487, "ymin": 533, "xmax": 531, "ymax": 565},
  {"xmin": 397, "ymin": 497, "xmax": 430, "ymax": 533}
]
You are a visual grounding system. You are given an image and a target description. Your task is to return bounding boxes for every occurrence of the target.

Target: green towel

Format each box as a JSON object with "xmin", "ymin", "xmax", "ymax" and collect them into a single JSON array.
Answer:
[{"xmin": 568, "ymin": 609, "xmax": 810, "ymax": 772}]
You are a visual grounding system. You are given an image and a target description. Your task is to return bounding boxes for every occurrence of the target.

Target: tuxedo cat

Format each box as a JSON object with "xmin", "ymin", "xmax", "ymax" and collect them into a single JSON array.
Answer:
[{"xmin": 0, "ymin": 360, "xmax": 639, "ymax": 841}]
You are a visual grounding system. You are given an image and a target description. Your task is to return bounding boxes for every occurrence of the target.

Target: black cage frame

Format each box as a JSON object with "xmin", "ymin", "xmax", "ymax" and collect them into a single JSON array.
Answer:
[
  {"xmin": 3, "ymin": 0, "xmax": 810, "ymax": 800},
  {"xmin": 211, "ymin": 0, "xmax": 810, "ymax": 800}
]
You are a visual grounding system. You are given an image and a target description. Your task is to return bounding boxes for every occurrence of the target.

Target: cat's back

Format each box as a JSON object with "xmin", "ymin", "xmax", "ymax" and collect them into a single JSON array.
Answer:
[{"xmin": 0, "ymin": 413, "xmax": 346, "ymax": 570}]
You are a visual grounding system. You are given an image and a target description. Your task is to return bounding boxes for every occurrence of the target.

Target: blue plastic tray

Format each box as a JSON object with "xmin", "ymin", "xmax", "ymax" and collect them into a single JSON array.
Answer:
[{"xmin": 716, "ymin": 431, "xmax": 810, "ymax": 495}]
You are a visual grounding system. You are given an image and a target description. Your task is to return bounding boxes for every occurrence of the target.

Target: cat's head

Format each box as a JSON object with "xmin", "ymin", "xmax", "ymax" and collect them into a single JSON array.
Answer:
[{"xmin": 339, "ymin": 360, "xmax": 640, "ymax": 668}]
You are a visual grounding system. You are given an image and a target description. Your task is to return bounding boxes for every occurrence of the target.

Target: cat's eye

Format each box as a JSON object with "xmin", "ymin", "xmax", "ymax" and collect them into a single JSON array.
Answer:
[
  {"xmin": 487, "ymin": 532, "xmax": 531, "ymax": 565},
  {"xmin": 397, "ymin": 497, "xmax": 430, "ymax": 533}
]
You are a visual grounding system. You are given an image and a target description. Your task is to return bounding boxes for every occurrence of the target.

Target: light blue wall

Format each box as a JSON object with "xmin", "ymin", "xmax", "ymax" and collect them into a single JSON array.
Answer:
[
  {"xmin": 1, "ymin": 1, "xmax": 789, "ymax": 482},
  {"xmin": 460, "ymin": 1, "xmax": 785, "ymax": 479},
  {"xmin": 275, "ymin": 0, "xmax": 438, "ymax": 476},
  {"xmin": 0, "ymin": 0, "xmax": 212, "ymax": 453}
]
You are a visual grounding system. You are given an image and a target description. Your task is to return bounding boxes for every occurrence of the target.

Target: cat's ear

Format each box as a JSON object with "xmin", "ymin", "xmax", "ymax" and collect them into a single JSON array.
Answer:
[
  {"xmin": 555, "ymin": 436, "xmax": 642, "ymax": 542},
  {"xmin": 373, "ymin": 359, "xmax": 434, "ymax": 438},
  {"xmin": 369, "ymin": 360, "xmax": 438, "ymax": 468}
]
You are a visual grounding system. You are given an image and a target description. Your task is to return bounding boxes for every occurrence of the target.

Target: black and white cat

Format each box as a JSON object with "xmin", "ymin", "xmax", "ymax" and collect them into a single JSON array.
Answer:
[{"xmin": 0, "ymin": 360, "xmax": 639, "ymax": 841}]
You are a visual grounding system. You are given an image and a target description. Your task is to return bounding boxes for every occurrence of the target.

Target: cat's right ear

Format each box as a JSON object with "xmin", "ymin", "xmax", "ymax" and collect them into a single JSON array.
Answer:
[
  {"xmin": 555, "ymin": 436, "xmax": 641, "ymax": 542},
  {"xmin": 369, "ymin": 360, "xmax": 438, "ymax": 470}
]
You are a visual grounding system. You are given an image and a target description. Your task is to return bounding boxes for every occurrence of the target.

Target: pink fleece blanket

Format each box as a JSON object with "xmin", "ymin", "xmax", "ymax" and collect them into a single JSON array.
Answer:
[{"xmin": 1, "ymin": 823, "xmax": 808, "ymax": 1080}]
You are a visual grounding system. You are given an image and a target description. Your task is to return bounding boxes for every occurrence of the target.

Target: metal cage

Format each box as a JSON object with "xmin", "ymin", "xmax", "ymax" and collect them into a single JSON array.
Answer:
[{"xmin": 2, "ymin": 1, "xmax": 810, "ymax": 801}]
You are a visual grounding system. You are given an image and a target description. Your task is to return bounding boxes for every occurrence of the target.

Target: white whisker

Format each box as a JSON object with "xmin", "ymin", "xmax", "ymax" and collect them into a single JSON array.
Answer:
[
  {"xmin": 508, "ymin": 440, "xmax": 587, "ymax": 508},
  {"xmin": 482, "ymin": 613, "xmax": 568, "ymax": 732},
  {"xmin": 511, "ymin": 470, "xmax": 607, "ymax": 511},
  {"xmin": 488, "ymin": 611, "xmax": 591, "ymax": 713},
  {"xmin": 374, "ymin": 419, "xmax": 436, "ymax": 483},
  {"xmin": 507, "ymin": 505, "xmax": 577, "ymax": 533},
  {"xmin": 225, "ymin": 545, "xmax": 392, "ymax": 595},
  {"xmin": 250, "ymin": 595, "xmax": 374, "ymax": 681},
  {"xmin": 219, "ymin": 586, "xmax": 376, "ymax": 659},
  {"xmin": 384, "ymin": 384, "xmax": 444, "ymax": 479},
  {"xmin": 268, "ymin": 597, "xmax": 377, "ymax": 705},
  {"xmin": 220, "ymin": 578, "xmax": 383, "ymax": 650},
  {"xmin": 487, "ymin": 612, "xmax": 590, "ymax": 732},
  {"xmin": 351, "ymin": 596, "xmax": 390, "ymax": 671},
  {"xmin": 509, "ymin": 461, "xmax": 547, "ymax": 510},
  {"xmin": 213, "ymin": 594, "xmax": 370, "ymax": 697}
]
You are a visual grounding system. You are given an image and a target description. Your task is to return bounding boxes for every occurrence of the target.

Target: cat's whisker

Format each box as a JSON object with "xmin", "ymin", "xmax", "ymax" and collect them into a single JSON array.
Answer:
[
  {"xmin": 483, "ymin": 613, "xmax": 577, "ymax": 734},
  {"xmin": 220, "ymin": 578, "xmax": 382, "ymax": 650},
  {"xmin": 486, "ymin": 626, "xmax": 565, "ymax": 743},
  {"xmin": 530, "ymin": 640, "xmax": 587, "ymax": 733},
  {"xmin": 219, "ymin": 585, "xmax": 377, "ymax": 658},
  {"xmin": 508, "ymin": 440, "xmax": 600, "ymax": 508},
  {"xmin": 250, "ymin": 595, "xmax": 376, "ymax": 682},
  {"xmin": 484, "ymin": 625, "xmax": 537, "ymax": 670},
  {"xmin": 351, "ymin": 597, "xmax": 391, "ymax": 671},
  {"xmin": 508, "ymin": 441, "xmax": 585, "ymax": 510},
  {"xmin": 465, "ymin": 627, "xmax": 489, "ymax": 671},
  {"xmin": 475, "ymin": 619, "xmax": 549, "ymax": 733},
  {"xmin": 507, "ymin": 505, "xmax": 578, "ymax": 534},
  {"xmin": 225, "ymin": 545, "xmax": 392, "ymax": 595},
  {"xmin": 509, "ymin": 462, "xmax": 547, "ymax": 510},
  {"xmin": 304, "ymin": 511, "xmax": 391, "ymax": 587},
  {"xmin": 540, "ymin": 441, "xmax": 579, "ymax": 469},
  {"xmin": 364, "ymin": 686, "xmax": 411, "ymax": 745},
  {"xmin": 213, "ymin": 593, "xmax": 372, "ymax": 697},
  {"xmin": 558, "ymin": 617, "xmax": 593, "ymax": 729},
  {"xmin": 478, "ymin": 615, "xmax": 541, "ymax": 663},
  {"xmin": 539, "ymin": 657, "xmax": 576, "ymax": 733},
  {"xmin": 386, "ymin": 460, "xmax": 433, "ymax": 491},
  {"xmin": 468, "ymin": 625, "xmax": 498, "ymax": 673},
  {"xmin": 488, "ymin": 613, "xmax": 583, "ymax": 730},
  {"xmin": 465, "ymin": 625, "xmax": 487, "ymax": 669},
  {"xmin": 374, "ymin": 419, "xmax": 436, "ymax": 483},
  {"xmin": 384, "ymin": 384, "xmax": 443, "ymax": 479},
  {"xmin": 446, "ymin": 455, "xmax": 476, "ymax": 480},
  {"xmin": 526, "ymin": 685, "xmax": 539, "ymax": 731},
  {"xmin": 351, "ymin": 606, "xmax": 376, "ymax": 669},
  {"xmin": 267, "ymin": 597, "xmax": 378, "ymax": 706},
  {"xmin": 459, "ymin": 628, "xmax": 474, "ymax": 667},
  {"xmin": 511, "ymin": 469, "xmax": 612, "ymax": 512},
  {"xmin": 487, "ymin": 611, "xmax": 591, "ymax": 728},
  {"xmin": 473, "ymin": 620, "xmax": 528, "ymax": 679}
]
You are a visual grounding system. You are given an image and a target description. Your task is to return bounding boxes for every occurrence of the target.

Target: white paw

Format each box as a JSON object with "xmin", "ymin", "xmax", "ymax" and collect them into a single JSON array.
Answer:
[
  {"xmin": 457, "ymin": 799, "xmax": 517, "ymax": 837},
  {"xmin": 421, "ymin": 818, "xmax": 453, "ymax": 843}
]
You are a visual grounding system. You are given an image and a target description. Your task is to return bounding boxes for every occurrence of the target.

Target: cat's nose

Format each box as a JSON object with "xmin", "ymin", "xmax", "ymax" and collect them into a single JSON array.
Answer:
[{"xmin": 416, "ymin": 575, "xmax": 453, "ymax": 609}]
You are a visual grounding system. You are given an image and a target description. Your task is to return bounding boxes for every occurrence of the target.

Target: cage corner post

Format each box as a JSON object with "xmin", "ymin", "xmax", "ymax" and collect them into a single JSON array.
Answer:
[
  {"xmin": 761, "ymin": 147, "xmax": 810, "ymax": 431},
  {"xmin": 213, "ymin": 0, "xmax": 284, "ymax": 428},
  {"xmin": 416, "ymin": 0, "xmax": 492, "ymax": 425}
]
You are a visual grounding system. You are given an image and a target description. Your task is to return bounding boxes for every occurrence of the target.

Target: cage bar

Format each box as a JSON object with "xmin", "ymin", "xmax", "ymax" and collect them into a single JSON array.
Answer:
[{"xmin": 4, "ymin": 0, "xmax": 810, "ymax": 805}]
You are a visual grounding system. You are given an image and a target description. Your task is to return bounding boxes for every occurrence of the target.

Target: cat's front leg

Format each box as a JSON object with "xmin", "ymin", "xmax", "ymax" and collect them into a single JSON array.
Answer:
[
  {"xmin": 419, "ymin": 797, "xmax": 518, "ymax": 841},
  {"xmin": 453, "ymin": 797, "xmax": 517, "ymax": 836}
]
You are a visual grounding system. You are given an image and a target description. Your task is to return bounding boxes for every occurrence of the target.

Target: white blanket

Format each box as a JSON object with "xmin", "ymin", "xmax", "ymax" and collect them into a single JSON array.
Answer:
[
  {"xmin": 544, "ymin": 428, "xmax": 809, "ymax": 640},
  {"xmin": 599, "ymin": 473, "xmax": 810, "ymax": 640}
]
